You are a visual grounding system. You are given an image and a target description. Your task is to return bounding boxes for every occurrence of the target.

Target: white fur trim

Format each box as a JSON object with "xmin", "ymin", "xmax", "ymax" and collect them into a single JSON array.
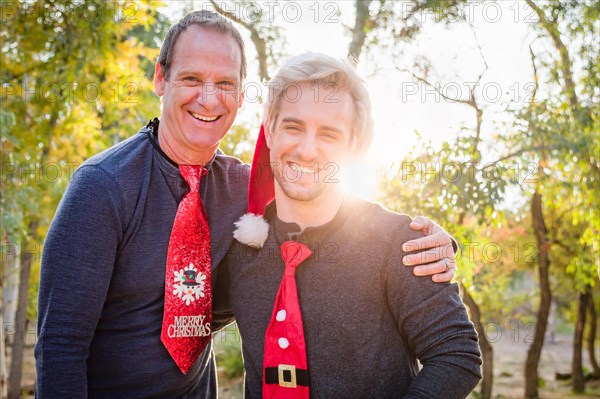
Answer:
[{"xmin": 233, "ymin": 213, "xmax": 270, "ymax": 248}]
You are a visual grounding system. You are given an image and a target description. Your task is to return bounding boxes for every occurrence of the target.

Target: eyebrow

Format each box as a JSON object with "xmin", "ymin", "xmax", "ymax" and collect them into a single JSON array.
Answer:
[
  {"xmin": 280, "ymin": 117, "xmax": 343, "ymax": 134},
  {"xmin": 175, "ymin": 70, "xmax": 238, "ymax": 82}
]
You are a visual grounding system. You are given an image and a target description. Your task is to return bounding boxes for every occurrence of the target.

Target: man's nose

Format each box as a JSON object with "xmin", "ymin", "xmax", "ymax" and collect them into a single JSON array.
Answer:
[
  {"xmin": 297, "ymin": 133, "xmax": 318, "ymax": 160},
  {"xmin": 196, "ymin": 82, "xmax": 220, "ymax": 110}
]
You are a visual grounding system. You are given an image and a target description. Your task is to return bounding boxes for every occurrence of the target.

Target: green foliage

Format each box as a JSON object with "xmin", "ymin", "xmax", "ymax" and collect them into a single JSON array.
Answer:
[
  {"xmin": 504, "ymin": 1, "xmax": 599, "ymax": 299},
  {"xmin": 1, "ymin": 0, "xmax": 166, "ymax": 317},
  {"xmin": 219, "ymin": 123, "xmax": 257, "ymax": 164},
  {"xmin": 214, "ymin": 323, "xmax": 245, "ymax": 379},
  {"xmin": 377, "ymin": 0, "xmax": 599, "ymax": 346},
  {"xmin": 378, "ymin": 139, "xmax": 526, "ymax": 324}
]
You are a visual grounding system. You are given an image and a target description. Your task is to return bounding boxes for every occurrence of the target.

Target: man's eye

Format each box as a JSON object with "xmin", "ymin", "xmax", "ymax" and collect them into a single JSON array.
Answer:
[
  {"xmin": 218, "ymin": 81, "xmax": 235, "ymax": 89},
  {"xmin": 183, "ymin": 76, "xmax": 199, "ymax": 82}
]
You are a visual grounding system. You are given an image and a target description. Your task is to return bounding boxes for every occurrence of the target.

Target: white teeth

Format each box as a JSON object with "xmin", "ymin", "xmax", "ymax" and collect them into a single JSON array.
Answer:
[
  {"xmin": 190, "ymin": 112, "xmax": 218, "ymax": 122},
  {"xmin": 289, "ymin": 163, "xmax": 314, "ymax": 174}
]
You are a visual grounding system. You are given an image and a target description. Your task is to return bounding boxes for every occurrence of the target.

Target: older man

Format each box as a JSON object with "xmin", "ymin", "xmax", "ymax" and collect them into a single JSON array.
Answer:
[
  {"xmin": 214, "ymin": 52, "xmax": 481, "ymax": 398},
  {"xmin": 35, "ymin": 11, "xmax": 457, "ymax": 398}
]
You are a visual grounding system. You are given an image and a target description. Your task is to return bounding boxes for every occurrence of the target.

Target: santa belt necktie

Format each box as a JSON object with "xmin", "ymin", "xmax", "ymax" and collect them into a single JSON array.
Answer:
[
  {"xmin": 263, "ymin": 240, "xmax": 312, "ymax": 399},
  {"xmin": 161, "ymin": 165, "xmax": 212, "ymax": 374}
]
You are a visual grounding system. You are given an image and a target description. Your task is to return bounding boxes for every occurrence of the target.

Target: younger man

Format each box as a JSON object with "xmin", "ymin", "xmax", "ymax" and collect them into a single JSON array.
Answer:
[{"xmin": 214, "ymin": 53, "xmax": 482, "ymax": 398}]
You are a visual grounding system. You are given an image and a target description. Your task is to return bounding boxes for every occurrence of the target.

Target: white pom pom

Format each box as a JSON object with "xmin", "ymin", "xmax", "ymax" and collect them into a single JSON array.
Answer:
[{"xmin": 233, "ymin": 213, "xmax": 270, "ymax": 248}]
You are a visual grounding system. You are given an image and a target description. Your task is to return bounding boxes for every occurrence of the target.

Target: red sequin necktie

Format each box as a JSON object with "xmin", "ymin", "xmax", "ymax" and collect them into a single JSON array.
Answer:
[
  {"xmin": 263, "ymin": 241, "xmax": 312, "ymax": 399},
  {"xmin": 161, "ymin": 165, "xmax": 212, "ymax": 374}
]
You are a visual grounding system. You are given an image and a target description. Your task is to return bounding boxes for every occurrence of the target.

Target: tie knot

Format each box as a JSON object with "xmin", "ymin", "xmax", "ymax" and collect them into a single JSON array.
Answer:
[
  {"xmin": 179, "ymin": 165, "xmax": 206, "ymax": 193},
  {"xmin": 281, "ymin": 241, "xmax": 312, "ymax": 269}
]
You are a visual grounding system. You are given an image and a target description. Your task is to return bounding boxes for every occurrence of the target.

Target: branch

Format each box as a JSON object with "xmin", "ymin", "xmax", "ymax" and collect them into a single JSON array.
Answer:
[
  {"xmin": 399, "ymin": 24, "xmax": 488, "ymax": 112},
  {"xmin": 399, "ymin": 24, "xmax": 489, "ymax": 160},
  {"xmin": 469, "ymin": 23, "xmax": 489, "ymax": 89},
  {"xmin": 210, "ymin": 0, "xmax": 271, "ymax": 81},
  {"xmin": 467, "ymin": 24, "xmax": 489, "ymax": 159},
  {"xmin": 528, "ymin": 44, "xmax": 540, "ymax": 105},
  {"xmin": 400, "ymin": 69, "xmax": 476, "ymax": 107},
  {"xmin": 551, "ymin": 236, "xmax": 580, "ymax": 257},
  {"xmin": 347, "ymin": 0, "xmax": 372, "ymax": 61},
  {"xmin": 488, "ymin": 144, "xmax": 562, "ymax": 165},
  {"xmin": 525, "ymin": 0, "xmax": 578, "ymax": 110}
]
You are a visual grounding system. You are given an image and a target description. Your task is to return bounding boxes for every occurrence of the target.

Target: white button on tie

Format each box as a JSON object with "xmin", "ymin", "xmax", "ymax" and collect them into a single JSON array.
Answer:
[
  {"xmin": 276, "ymin": 309, "xmax": 287, "ymax": 322},
  {"xmin": 278, "ymin": 337, "xmax": 289, "ymax": 349}
]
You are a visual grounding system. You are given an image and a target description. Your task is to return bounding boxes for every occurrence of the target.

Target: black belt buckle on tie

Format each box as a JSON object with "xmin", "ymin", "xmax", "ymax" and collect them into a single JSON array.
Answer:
[
  {"xmin": 265, "ymin": 366, "xmax": 310, "ymax": 388},
  {"xmin": 278, "ymin": 364, "xmax": 296, "ymax": 388}
]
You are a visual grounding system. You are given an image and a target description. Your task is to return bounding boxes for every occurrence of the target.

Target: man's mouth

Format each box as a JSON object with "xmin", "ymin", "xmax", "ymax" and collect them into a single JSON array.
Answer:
[
  {"xmin": 288, "ymin": 162, "xmax": 317, "ymax": 174},
  {"xmin": 189, "ymin": 111, "xmax": 220, "ymax": 122}
]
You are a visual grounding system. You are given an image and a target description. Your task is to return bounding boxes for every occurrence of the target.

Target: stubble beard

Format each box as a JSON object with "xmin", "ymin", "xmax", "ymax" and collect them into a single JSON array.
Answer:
[{"xmin": 273, "ymin": 167, "xmax": 325, "ymax": 203}]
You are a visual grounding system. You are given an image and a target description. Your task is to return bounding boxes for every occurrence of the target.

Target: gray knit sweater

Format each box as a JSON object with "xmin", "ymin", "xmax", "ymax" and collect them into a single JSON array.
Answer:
[{"xmin": 214, "ymin": 198, "xmax": 482, "ymax": 398}]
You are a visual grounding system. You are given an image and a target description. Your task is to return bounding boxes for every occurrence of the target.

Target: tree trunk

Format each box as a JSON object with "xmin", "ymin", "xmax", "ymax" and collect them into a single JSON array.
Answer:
[
  {"xmin": 461, "ymin": 284, "xmax": 493, "ymax": 399},
  {"xmin": 1, "ymin": 305, "xmax": 6, "ymax": 399},
  {"xmin": 572, "ymin": 288, "xmax": 590, "ymax": 392},
  {"xmin": 587, "ymin": 289, "xmax": 599, "ymax": 378},
  {"xmin": 1, "ymin": 263, "xmax": 7, "ymax": 399},
  {"xmin": 347, "ymin": 0, "xmax": 372, "ymax": 61},
  {"xmin": 2, "ymin": 237, "xmax": 19, "ymax": 399},
  {"xmin": 7, "ymin": 221, "xmax": 38, "ymax": 399},
  {"xmin": 2, "ymin": 241, "xmax": 19, "ymax": 328},
  {"xmin": 525, "ymin": 0, "xmax": 578, "ymax": 110},
  {"xmin": 524, "ymin": 191, "xmax": 552, "ymax": 399}
]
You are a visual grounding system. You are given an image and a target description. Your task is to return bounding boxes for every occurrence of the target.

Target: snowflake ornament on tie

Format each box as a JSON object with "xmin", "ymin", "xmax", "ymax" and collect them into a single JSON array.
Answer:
[{"xmin": 172, "ymin": 264, "xmax": 207, "ymax": 305}]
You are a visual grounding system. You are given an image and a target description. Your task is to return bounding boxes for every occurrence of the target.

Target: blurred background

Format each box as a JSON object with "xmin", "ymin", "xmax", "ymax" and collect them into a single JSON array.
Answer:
[{"xmin": 1, "ymin": 1, "xmax": 598, "ymax": 398}]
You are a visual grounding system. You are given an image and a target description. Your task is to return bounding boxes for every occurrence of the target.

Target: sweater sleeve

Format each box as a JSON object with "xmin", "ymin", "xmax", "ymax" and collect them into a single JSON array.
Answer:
[
  {"xmin": 35, "ymin": 165, "xmax": 124, "ymax": 398},
  {"xmin": 385, "ymin": 226, "xmax": 482, "ymax": 399}
]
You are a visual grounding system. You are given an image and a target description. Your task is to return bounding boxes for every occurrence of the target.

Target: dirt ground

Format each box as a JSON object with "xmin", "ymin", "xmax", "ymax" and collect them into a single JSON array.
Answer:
[
  {"xmin": 481, "ymin": 330, "xmax": 599, "ymax": 399},
  {"xmin": 14, "ymin": 331, "xmax": 600, "ymax": 398}
]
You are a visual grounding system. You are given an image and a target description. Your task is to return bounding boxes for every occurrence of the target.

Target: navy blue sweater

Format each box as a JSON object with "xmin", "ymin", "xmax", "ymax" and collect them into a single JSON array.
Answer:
[{"xmin": 35, "ymin": 123, "xmax": 249, "ymax": 398}]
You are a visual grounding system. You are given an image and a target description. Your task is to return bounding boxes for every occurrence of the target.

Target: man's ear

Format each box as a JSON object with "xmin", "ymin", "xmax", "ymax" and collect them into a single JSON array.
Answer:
[
  {"xmin": 237, "ymin": 84, "xmax": 244, "ymax": 109},
  {"xmin": 154, "ymin": 62, "xmax": 165, "ymax": 97}
]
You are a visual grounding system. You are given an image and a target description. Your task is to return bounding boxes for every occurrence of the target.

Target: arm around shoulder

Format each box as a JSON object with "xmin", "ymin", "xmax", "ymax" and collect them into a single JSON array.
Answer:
[{"xmin": 35, "ymin": 165, "xmax": 125, "ymax": 397}]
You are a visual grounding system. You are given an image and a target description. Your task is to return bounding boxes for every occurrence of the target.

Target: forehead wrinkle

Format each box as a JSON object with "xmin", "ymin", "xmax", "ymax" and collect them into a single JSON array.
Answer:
[{"xmin": 171, "ymin": 26, "xmax": 243, "ymax": 80}]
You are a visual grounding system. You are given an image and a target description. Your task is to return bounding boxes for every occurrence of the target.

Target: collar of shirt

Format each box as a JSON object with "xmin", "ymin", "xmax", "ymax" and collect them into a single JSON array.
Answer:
[
  {"xmin": 144, "ymin": 118, "xmax": 218, "ymax": 177},
  {"xmin": 268, "ymin": 198, "xmax": 355, "ymax": 250},
  {"xmin": 142, "ymin": 119, "xmax": 218, "ymax": 203}
]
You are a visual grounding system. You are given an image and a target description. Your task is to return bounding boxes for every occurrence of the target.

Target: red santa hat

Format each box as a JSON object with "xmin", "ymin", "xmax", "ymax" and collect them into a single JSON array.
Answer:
[{"xmin": 233, "ymin": 124, "xmax": 274, "ymax": 248}]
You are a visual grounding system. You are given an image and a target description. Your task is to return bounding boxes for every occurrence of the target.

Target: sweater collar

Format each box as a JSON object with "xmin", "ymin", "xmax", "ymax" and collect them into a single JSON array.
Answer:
[
  {"xmin": 269, "ymin": 197, "xmax": 355, "ymax": 248},
  {"xmin": 144, "ymin": 118, "xmax": 218, "ymax": 178}
]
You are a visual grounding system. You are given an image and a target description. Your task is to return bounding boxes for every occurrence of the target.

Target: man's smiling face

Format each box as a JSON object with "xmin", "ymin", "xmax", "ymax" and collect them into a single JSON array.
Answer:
[
  {"xmin": 154, "ymin": 25, "xmax": 244, "ymax": 161},
  {"xmin": 266, "ymin": 82, "xmax": 355, "ymax": 203}
]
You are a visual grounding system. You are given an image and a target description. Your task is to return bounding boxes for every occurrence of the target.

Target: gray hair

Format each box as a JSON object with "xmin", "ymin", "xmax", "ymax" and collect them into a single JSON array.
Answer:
[
  {"xmin": 158, "ymin": 10, "xmax": 247, "ymax": 81},
  {"xmin": 264, "ymin": 52, "xmax": 374, "ymax": 156}
]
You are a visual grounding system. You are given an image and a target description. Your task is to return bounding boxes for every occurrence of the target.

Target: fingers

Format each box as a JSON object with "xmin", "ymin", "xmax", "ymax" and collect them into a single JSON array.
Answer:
[
  {"xmin": 402, "ymin": 231, "xmax": 452, "ymax": 252},
  {"xmin": 402, "ymin": 242, "xmax": 454, "ymax": 265},
  {"xmin": 412, "ymin": 258, "xmax": 456, "ymax": 283},
  {"xmin": 431, "ymin": 267, "xmax": 456, "ymax": 283},
  {"xmin": 409, "ymin": 215, "xmax": 433, "ymax": 231}
]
